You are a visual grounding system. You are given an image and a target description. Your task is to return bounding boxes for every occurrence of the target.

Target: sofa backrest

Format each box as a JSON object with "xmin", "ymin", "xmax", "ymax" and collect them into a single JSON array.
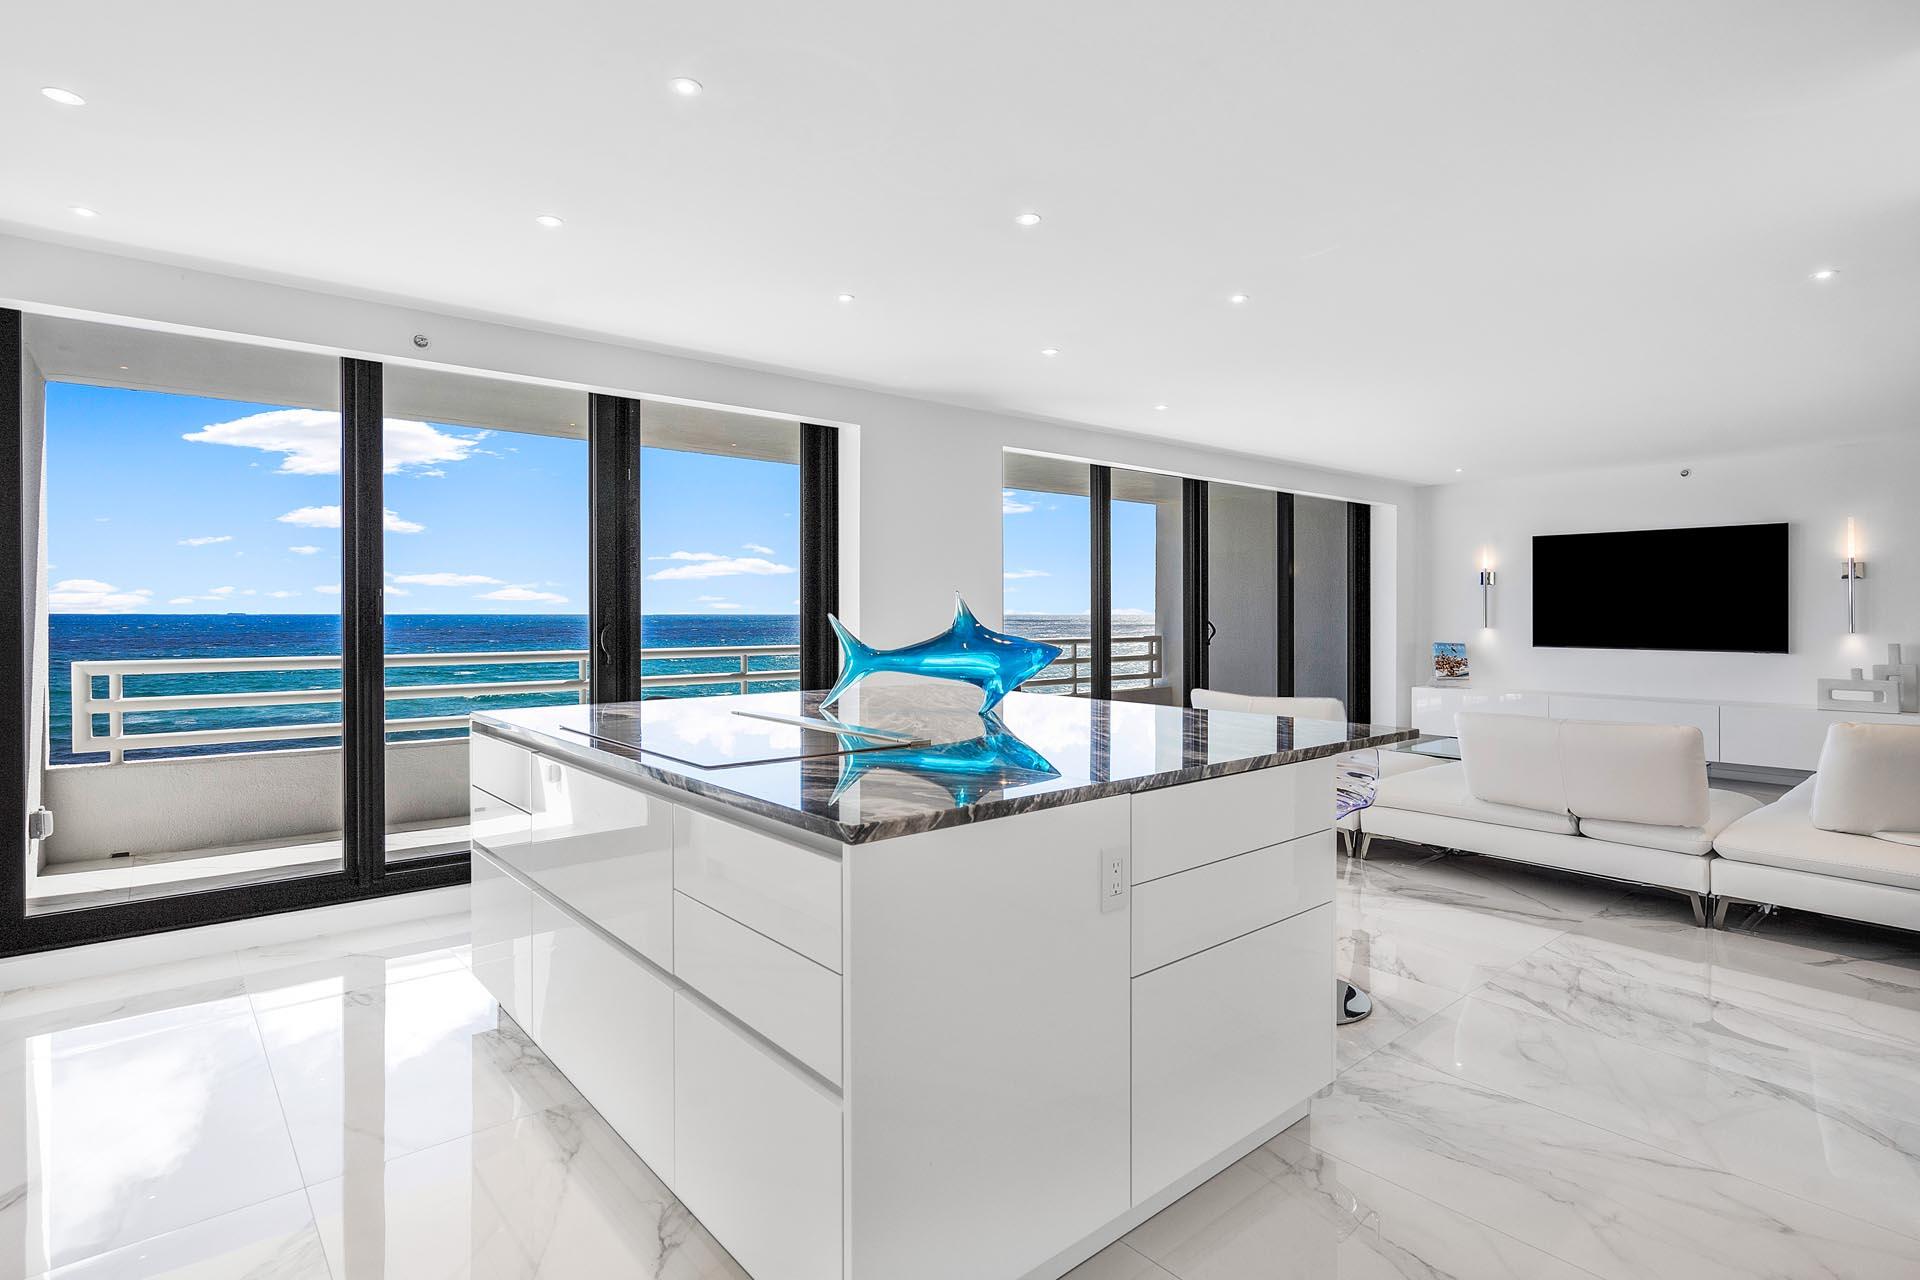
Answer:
[
  {"xmin": 1560, "ymin": 720, "xmax": 1709, "ymax": 828},
  {"xmin": 1457, "ymin": 713, "xmax": 1710, "ymax": 827},
  {"xmin": 1809, "ymin": 722, "xmax": 1920, "ymax": 837},
  {"xmin": 1191, "ymin": 689, "xmax": 1348, "ymax": 721},
  {"xmin": 1458, "ymin": 714, "xmax": 1567, "ymax": 813}
]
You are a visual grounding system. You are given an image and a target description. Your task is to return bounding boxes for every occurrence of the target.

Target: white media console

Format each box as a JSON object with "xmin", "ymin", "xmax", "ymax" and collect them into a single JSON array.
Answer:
[{"xmin": 1411, "ymin": 685, "xmax": 1920, "ymax": 772}]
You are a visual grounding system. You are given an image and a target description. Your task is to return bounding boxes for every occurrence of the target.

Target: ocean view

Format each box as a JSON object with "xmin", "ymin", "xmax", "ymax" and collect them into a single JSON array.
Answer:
[{"xmin": 48, "ymin": 611, "xmax": 1158, "ymax": 764}]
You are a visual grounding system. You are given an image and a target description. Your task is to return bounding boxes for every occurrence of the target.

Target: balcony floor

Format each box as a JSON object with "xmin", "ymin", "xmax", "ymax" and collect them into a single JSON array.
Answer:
[{"xmin": 28, "ymin": 820, "xmax": 469, "ymax": 915}]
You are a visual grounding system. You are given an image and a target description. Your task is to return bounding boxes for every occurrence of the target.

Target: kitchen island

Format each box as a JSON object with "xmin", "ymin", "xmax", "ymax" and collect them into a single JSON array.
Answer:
[{"xmin": 465, "ymin": 685, "xmax": 1415, "ymax": 1280}]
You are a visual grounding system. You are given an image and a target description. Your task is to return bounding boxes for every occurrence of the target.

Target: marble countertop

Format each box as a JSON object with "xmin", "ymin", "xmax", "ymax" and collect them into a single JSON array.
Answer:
[{"xmin": 474, "ymin": 685, "xmax": 1417, "ymax": 845}]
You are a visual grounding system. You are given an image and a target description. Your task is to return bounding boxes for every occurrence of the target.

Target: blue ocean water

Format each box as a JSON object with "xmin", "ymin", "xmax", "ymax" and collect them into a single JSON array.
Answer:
[
  {"xmin": 47, "ymin": 611, "xmax": 1155, "ymax": 764},
  {"xmin": 48, "ymin": 613, "xmax": 799, "ymax": 764}
]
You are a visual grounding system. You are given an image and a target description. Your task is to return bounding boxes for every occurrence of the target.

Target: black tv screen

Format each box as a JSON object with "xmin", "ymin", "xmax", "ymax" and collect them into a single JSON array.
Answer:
[{"xmin": 1532, "ymin": 523, "xmax": 1788, "ymax": 653}]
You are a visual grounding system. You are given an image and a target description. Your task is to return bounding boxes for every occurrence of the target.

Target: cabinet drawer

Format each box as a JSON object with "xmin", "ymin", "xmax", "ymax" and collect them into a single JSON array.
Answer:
[
  {"xmin": 530, "ymin": 897, "xmax": 675, "ymax": 1181},
  {"xmin": 1131, "ymin": 903, "xmax": 1334, "ymax": 1201},
  {"xmin": 470, "ymin": 732, "xmax": 532, "ymax": 811},
  {"xmin": 1131, "ymin": 758, "xmax": 1334, "ymax": 883},
  {"xmin": 1131, "ymin": 830, "xmax": 1333, "ymax": 975},
  {"xmin": 526, "ymin": 756, "xmax": 673, "ymax": 969},
  {"xmin": 469, "ymin": 786, "xmax": 530, "ymax": 859},
  {"xmin": 674, "ymin": 994, "xmax": 842, "ymax": 1280},
  {"xmin": 674, "ymin": 892, "xmax": 841, "ymax": 1084},
  {"xmin": 469, "ymin": 850, "xmax": 534, "ymax": 1029},
  {"xmin": 675, "ymin": 807, "xmax": 841, "ymax": 972}
]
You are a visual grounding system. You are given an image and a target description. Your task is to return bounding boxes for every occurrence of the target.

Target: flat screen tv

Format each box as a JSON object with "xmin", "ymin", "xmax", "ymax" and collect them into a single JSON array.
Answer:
[{"xmin": 1532, "ymin": 522, "xmax": 1788, "ymax": 653}]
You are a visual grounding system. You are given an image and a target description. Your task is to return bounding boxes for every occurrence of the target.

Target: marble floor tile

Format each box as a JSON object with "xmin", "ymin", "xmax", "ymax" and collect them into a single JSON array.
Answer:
[
  {"xmin": 1333, "ymin": 968, "xmax": 1460, "ymax": 1071},
  {"xmin": 1125, "ymin": 1124, "xmax": 1596, "ymax": 1280},
  {"xmin": 35, "ymin": 1191, "xmax": 330, "ymax": 1280},
  {"xmin": 1391, "ymin": 994, "xmax": 1920, "ymax": 1239},
  {"xmin": 1338, "ymin": 893, "xmax": 1567, "ymax": 994},
  {"xmin": 307, "ymin": 1108, "xmax": 750, "ymax": 1280},
  {"xmin": 1062, "ymin": 1243, "xmax": 1177, "ymax": 1280},
  {"xmin": 0, "ymin": 1009, "xmax": 306, "ymax": 1276},
  {"xmin": 1305, "ymin": 1052, "xmax": 1920, "ymax": 1279},
  {"xmin": 257, "ymin": 967, "xmax": 583, "ymax": 1186},
  {"xmin": 1342, "ymin": 847, "xmax": 1633, "ymax": 927}
]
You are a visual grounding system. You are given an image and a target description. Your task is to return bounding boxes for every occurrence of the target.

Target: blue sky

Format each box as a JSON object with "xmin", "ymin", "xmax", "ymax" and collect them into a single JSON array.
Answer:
[
  {"xmin": 1002, "ymin": 487, "xmax": 1158, "ymax": 617},
  {"xmin": 45, "ymin": 382, "xmax": 802, "ymax": 615}
]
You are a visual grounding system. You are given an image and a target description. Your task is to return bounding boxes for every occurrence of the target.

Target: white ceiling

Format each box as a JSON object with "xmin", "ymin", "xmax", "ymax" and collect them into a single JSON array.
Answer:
[{"xmin": 4, "ymin": 1, "xmax": 1918, "ymax": 484}]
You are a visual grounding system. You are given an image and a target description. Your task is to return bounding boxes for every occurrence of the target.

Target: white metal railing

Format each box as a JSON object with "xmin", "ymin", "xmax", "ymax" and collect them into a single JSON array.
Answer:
[
  {"xmin": 1022, "ymin": 634, "xmax": 1164, "ymax": 696},
  {"xmin": 68, "ymin": 645, "xmax": 802, "ymax": 763}
]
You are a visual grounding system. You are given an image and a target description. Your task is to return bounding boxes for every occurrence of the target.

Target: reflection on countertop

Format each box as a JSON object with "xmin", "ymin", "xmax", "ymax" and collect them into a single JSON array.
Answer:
[{"xmin": 475, "ymin": 685, "xmax": 1417, "ymax": 845}]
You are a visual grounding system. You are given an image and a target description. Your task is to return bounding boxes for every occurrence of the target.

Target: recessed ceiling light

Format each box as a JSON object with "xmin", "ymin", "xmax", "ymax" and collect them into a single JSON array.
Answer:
[
  {"xmin": 1040, "ymin": 348, "xmax": 1060, "ymax": 357},
  {"xmin": 533, "ymin": 214, "xmax": 564, "ymax": 228},
  {"xmin": 1454, "ymin": 467, "xmax": 1464, "ymax": 474},
  {"xmin": 1809, "ymin": 268, "xmax": 1839, "ymax": 282},
  {"xmin": 69, "ymin": 206, "xmax": 97, "ymax": 218},
  {"xmin": 1014, "ymin": 212, "xmax": 1042, "ymax": 227},
  {"xmin": 836, "ymin": 293, "xmax": 856, "ymax": 303},
  {"xmin": 670, "ymin": 77, "xmax": 704, "ymax": 97},
  {"xmin": 41, "ymin": 86, "xmax": 85, "ymax": 107},
  {"xmin": 1154, "ymin": 404, "xmax": 1168, "ymax": 411},
  {"xmin": 1228, "ymin": 293, "xmax": 1249, "ymax": 304},
  {"xmin": 118, "ymin": 365, "xmax": 129, "ymax": 371}
]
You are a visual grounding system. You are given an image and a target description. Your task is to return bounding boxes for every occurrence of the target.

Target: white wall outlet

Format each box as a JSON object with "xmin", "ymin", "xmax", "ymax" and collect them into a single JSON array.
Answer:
[{"xmin": 1100, "ymin": 848, "xmax": 1129, "ymax": 913}]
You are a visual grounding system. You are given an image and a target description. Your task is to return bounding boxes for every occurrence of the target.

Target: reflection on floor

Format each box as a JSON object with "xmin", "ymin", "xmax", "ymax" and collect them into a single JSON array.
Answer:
[{"xmin": 4, "ymin": 841, "xmax": 1919, "ymax": 1278}]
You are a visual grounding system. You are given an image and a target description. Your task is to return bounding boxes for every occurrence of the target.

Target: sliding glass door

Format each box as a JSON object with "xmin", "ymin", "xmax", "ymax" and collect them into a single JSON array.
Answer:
[
  {"xmin": 1001, "ymin": 454, "xmax": 1093, "ymax": 694},
  {"xmin": 1204, "ymin": 481, "xmax": 1283, "ymax": 699}
]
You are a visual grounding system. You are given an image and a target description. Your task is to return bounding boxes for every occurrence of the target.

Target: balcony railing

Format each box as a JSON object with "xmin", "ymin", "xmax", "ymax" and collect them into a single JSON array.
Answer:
[
  {"xmin": 67, "ymin": 645, "xmax": 801, "ymax": 763},
  {"xmin": 1021, "ymin": 634, "xmax": 1164, "ymax": 696}
]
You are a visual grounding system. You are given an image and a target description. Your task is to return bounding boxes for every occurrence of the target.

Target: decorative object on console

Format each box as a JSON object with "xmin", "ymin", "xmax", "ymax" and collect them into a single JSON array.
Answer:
[
  {"xmin": 828, "ymin": 709, "xmax": 1059, "ymax": 805},
  {"xmin": 1816, "ymin": 668, "xmax": 1903, "ymax": 714},
  {"xmin": 824, "ymin": 594, "xmax": 1063, "ymax": 713},
  {"xmin": 1872, "ymin": 643, "xmax": 1917, "ymax": 714},
  {"xmin": 1842, "ymin": 517, "xmax": 1867, "ymax": 635},
  {"xmin": 1476, "ymin": 550, "xmax": 1496, "ymax": 628},
  {"xmin": 1432, "ymin": 641, "xmax": 1470, "ymax": 682}
]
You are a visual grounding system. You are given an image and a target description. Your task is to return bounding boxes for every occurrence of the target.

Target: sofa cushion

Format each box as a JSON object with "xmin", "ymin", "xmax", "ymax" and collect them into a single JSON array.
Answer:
[
  {"xmin": 1559, "ymin": 720, "xmax": 1709, "ymax": 828},
  {"xmin": 1578, "ymin": 789, "xmax": 1762, "ymax": 856},
  {"xmin": 1808, "ymin": 723, "xmax": 1920, "ymax": 836},
  {"xmin": 1714, "ymin": 780, "xmax": 1920, "ymax": 892},
  {"xmin": 1373, "ymin": 760, "xmax": 1579, "ymax": 836},
  {"xmin": 1457, "ymin": 714, "xmax": 1567, "ymax": 814}
]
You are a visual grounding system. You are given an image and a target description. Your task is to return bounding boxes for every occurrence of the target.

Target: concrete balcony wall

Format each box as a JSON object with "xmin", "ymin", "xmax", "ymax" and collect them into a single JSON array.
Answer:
[{"xmin": 43, "ymin": 738, "xmax": 468, "ymax": 864}]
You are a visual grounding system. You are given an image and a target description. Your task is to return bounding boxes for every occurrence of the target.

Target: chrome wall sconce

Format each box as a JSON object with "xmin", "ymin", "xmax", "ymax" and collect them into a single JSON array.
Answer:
[
  {"xmin": 1842, "ymin": 518, "xmax": 1866, "ymax": 635},
  {"xmin": 1477, "ymin": 551, "xmax": 1496, "ymax": 629}
]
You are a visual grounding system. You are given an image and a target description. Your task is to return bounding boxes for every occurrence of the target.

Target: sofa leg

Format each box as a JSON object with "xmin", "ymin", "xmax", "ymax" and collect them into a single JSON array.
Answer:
[
  {"xmin": 1711, "ymin": 898, "xmax": 1732, "ymax": 930},
  {"xmin": 1356, "ymin": 832, "xmax": 1374, "ymax": 861},
  {"xmin": 1687, "ymin": 893, "xmax": 1708, "ymax": 928}
]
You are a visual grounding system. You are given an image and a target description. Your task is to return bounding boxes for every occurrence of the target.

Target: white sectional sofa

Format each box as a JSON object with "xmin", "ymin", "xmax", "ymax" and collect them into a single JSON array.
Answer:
[
  {"xmin": 1711, "ymin": 723, "xmax": 1920, "ymax": 933},
  {"xmin": 1363, "ymin": 713, "xmax": 1762, "ymax": 923}
]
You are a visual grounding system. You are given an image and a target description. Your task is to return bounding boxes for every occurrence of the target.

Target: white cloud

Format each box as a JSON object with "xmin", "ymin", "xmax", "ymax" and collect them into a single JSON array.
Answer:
[
  {"xmin": 693, "ymin": 594, "xmax": 747, "ymax": 611},
  {"xmin": 1114, "ymin": 607, "xmax": 1154, "ymax": 618},
  {"xmin": 288, "ymin": 545, "xmax": 321, "ymax": 556},
  {"xmin": 277, "ymin": 506, "xmax": 423, "ymax": 534},
  {"xmin": 386, "ymin": 586, "xmax": 410, "ymax": 597},
  {"xmin": 1004, "ymin": 568, "xmax": 1050, "ymax": 580},
  {"xmin": 314, "ymin": 584, "xmax": 341, "ymax": 595},
  {"xmin": 390, "ymin": 572, "xmax": 504, "ymax": 587},
  {"xmin": 742, "ymin": 543, "xmax": 775, "ymax": 555},
  {"xmin": 1002, "ymin": 490, "xmax": 1035, "ymax": 515},
  {"xmin": 267, "ymin": 590, "xmax": 300, "ymax": 599},
  {"xmin": 168, "ymin": 596, "xmax": 197, "ymax": 605},
  {"xmin": 51, "ymin": 579, "xmax": 153, "ymax": 612},
  {"xmin": 208, "ymin": 586, "xmax": 236, "ymax": 597},
  {"xmin": 178, "ymin": 535, "xmax": 233, "ymax": 547},
  {"xmin": 478, "ymin": 586, "xmax": 569, "ymax": 604},
  {"xmin": 184, "ymin": 410, "xmax": 483, "ymax": 476},
  {"xmin": 647, "ymin": 551, "xmax": 794, "ymax": 581}
]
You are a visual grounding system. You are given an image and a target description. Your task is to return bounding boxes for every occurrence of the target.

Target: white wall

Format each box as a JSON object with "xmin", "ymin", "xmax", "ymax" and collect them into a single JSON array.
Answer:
[
  {"xmin": 1418, "ymin": 436, "xmax": 1920, "ymax": 706},
  {"xmin": 1, "ymin": 233, "xmax": 1421, "ymax": 721}
]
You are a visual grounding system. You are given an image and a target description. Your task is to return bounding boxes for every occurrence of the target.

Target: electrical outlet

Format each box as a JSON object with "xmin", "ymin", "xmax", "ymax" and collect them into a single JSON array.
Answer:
[{"xmin": 1100, "ymin": 848, "xmax": 1129, "ymax": 913}]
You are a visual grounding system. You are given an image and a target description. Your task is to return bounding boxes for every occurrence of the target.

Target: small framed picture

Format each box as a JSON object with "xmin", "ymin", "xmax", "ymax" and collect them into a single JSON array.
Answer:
[{"xmin": 1433, "ymin": 642, "xmax": 1469, "ymax": 682}]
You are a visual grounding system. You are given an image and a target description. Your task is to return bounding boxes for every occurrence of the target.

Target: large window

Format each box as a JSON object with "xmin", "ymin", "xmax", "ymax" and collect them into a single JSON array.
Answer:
[
  {"xmin": 1000, "ymin": 454, "xmax": 1092, "ymax": 693},
  {"xmin": 379, "ymin": 366, "xmax": 589, "ymax": 863},
  {"xmin": 26, "ymin": 316, "xmax": 345, "ymax": 913},
  {"xmin": 1110, "ymin": 469, "xmax": 1181, "ymax": 699},
  {"xmin": 639, "ymin": 404, "xmax": 802, "ymax": 699}
]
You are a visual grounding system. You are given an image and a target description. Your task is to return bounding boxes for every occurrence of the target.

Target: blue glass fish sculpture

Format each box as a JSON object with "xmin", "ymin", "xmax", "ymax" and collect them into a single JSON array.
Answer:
[
  {"xmin": 829, "ymin": 711, "xmax": 1060, "ymax": 806},
  {"xmin": 823, "ymin": 595, "xmax": 1063, "ymax": 713}
]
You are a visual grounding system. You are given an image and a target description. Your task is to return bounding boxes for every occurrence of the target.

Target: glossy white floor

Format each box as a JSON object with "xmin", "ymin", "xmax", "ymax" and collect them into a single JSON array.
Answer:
[{"xmin": 4, "ymin": 842, "xmax": 1920, "ymax": 1279}]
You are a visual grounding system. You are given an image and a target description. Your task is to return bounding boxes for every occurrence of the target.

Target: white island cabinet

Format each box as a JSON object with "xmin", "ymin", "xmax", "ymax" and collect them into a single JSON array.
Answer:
[{"xmin": 464, "ymin": 688, "xmax": 1413, "ymax": 1280}]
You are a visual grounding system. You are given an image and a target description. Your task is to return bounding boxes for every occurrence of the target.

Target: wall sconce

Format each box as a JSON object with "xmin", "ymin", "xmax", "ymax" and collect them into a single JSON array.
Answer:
[
  {"xmin": 1842, "ymin": 518, "xmax": 1866, "ymax": 634},
  {"xmin": 1477, "ymin": 550, "xmax": 1496, "ymax": 628}
]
